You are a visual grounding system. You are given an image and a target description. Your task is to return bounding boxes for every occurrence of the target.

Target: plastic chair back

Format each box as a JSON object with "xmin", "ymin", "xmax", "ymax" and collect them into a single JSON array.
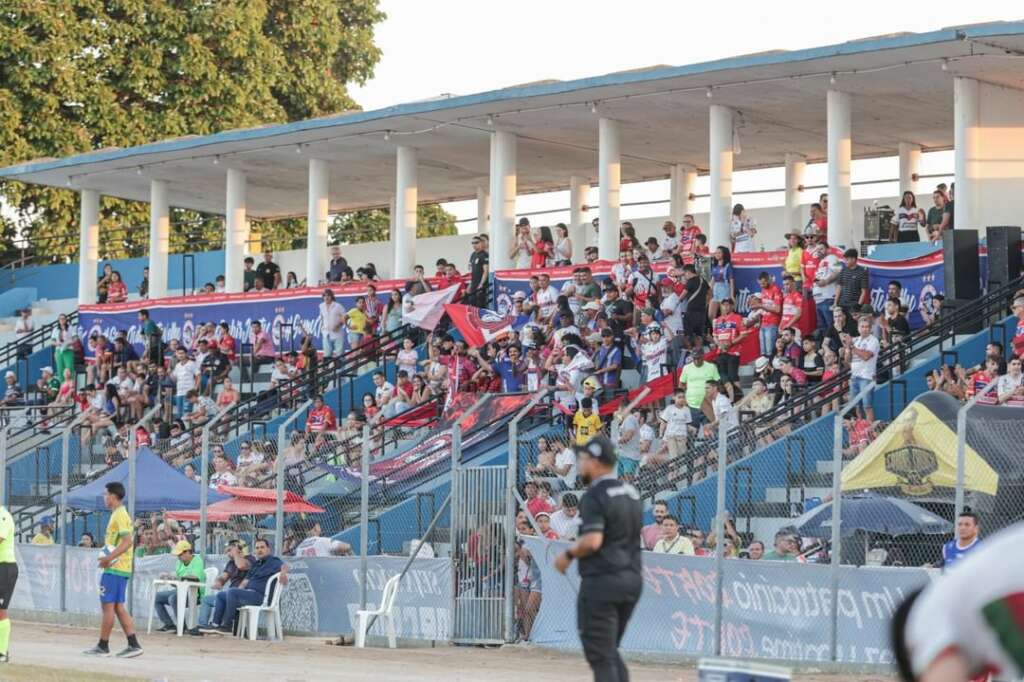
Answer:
[{"xmin": 379, "ymin": 574, "xmax": 400, "ymax": 612}]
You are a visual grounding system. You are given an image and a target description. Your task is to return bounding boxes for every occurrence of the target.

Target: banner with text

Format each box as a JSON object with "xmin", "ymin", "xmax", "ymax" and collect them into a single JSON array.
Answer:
[
  {"xmin": 522, "ymin": 537, "xmax": 932, "ymax": 664},
  {"xmin": 13, "ymin": 544, "xmax": 452, "ymax": 639}
]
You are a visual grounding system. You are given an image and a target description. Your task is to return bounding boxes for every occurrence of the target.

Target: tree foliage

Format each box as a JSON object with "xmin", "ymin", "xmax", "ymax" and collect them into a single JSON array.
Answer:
[
  {"xmin": 328, "ymin": 204, "xmax": 459, "ymax": 245},
  {"xmin": 0, "ymin": 0, "xmax": 385, "ymax": 263}
]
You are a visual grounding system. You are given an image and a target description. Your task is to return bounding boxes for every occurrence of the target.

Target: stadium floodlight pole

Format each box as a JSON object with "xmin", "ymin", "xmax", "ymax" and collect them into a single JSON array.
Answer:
[
  {"xmin": 60, "ymin": 411, "xmax": 91, "ymax": 612},
  {"xmin": 829, "ymin": 380, "xmax": 875, "ymax": 661},
  {"xmin": 955, "ymin": 380, "xmax": 997, "ymax": 519},
  {"xmin": 199, "ymin": 408, "xmax": 230, "ymax": 560},
  {"xmin": 504, "ymin": 388, "xmax": 549, "ymax": 642},
  {"xmin": 712, "ymin": 417, "xmax": 728, "ymax": 656},
  {"xmin": 359, "ymin": 424, "xmax": 371, "ymax": 612},
  {"xmin": 126, "ymin": 402, "xmax": 162, "ymax": 616},
  {"xmin": 276, "ymin": 399, "xmax": 312, "ymax": 553}
]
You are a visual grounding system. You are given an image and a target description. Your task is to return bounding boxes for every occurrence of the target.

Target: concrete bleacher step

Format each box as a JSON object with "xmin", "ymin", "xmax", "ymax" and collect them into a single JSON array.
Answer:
[
  {"xmin": 742, "ymin": 516, "xmax": 801, "ymax": 545},
  {"xmin": 816, "ymin": 459, "xmax": 837, "ymax": 474},
  {"xmin": 786, "ymin": 471, "xmax": 833, "ymax": 488},
  {"xmin": 764, "ymin": 486, "xmax": 833, "ymax": 503},
  {"xmin": 738, "ymin": 501, "xmax": 797, "ymax": 519}
]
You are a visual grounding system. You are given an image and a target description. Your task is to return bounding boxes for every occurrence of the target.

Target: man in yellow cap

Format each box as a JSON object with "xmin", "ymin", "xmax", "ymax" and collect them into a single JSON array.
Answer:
[{"xmin": 153, "ymin": 540, "xmax": 206, "ymax": 633}]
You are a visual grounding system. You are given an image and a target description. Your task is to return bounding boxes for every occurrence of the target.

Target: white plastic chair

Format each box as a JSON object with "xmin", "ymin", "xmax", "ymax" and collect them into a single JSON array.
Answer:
[
  {"xmin": 355, "ymin": 574, "xmax": 400, "ymax": 649},
  {"xmin": 182, "ymin": 566, "xmax": 221, "ymax": 629},
  {"xmin": 236, "ymin": 573, "xmax": 284, "ymax": 641}
]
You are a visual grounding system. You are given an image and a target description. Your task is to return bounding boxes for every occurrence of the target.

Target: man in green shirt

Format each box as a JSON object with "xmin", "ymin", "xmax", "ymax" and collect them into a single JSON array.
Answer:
[
  {"xmin": 137, "ymin": 309, "xmax": 162, "ymax": 366},
  {"xmin": 762, "ymin": 529, "xmax": 803, "ymax": 561},
  {"xmin": 134, "ymin": 528, "xmax": 170, "ymax": 558},
  {"xmin": 153, "ymin": 540, "xmax": 206, "ymax": 632},
  {"xmin": 678, "ymin": 348, "xmax": 720, "ymax": 419},
  {"xmin": 0, "ymin": 504, "xmax": 18, "ymax": 662}
]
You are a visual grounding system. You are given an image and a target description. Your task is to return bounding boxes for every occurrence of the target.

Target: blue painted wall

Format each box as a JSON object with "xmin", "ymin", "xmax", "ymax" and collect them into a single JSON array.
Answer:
[{"xmin": 0, "ymin": 250, "xmax": 229, "ymax": 301}]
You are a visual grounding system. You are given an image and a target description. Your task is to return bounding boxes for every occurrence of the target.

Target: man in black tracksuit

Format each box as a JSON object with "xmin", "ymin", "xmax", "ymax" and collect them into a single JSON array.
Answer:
[{"xmin": 555, "ymin": 435, "xmax": 643, "ymax": 682}]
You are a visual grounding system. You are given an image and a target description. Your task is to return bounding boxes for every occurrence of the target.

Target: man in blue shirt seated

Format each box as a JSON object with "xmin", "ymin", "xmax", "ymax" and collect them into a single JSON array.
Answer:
[
  {"xmin": 201, "ymin": 537, "xmax": 287, "ymax": 635},
  {"xmin": 188, "ymin": 539, "xmax": 252, "ymax": 636},
  {"xmin": 940, "ymin": 510, "xmax": 981, "ymax": 569}
]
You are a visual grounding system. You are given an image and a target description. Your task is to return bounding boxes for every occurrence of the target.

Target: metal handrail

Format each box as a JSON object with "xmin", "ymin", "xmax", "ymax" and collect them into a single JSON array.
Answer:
[{"xmin": 0, "ymin": 311, "xmax": 79, "ymax": 373}]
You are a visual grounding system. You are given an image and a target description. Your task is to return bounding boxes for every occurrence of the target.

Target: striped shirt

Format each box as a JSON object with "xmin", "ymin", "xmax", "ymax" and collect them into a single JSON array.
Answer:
[{"xmin": 836, "ymin": 264, "xmax": 869, "ymax": 308}]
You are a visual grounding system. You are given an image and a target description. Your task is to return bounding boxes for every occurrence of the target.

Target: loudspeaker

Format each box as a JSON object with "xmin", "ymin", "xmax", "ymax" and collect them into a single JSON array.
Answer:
[
  {"xmin": 943, "ymin": 229, "xmax": 980, "ymax": 301},
  {"xmin": 986, "ymin": 225, "xmax": 1022, "ymax": 290}
]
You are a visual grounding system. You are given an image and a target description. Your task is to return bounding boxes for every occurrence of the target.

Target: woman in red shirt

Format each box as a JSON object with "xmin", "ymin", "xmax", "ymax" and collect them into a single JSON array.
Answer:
[
  {"xmin": 217, "ymin": 322, "xmax": 237, "ymax": 362},
  {"xmin": 530, "ymin": 226, "xmax": 554, "ymax": 268},
  {"xmin": 106, "ymin": 271, "xmax": 128, "ymax": 303}
]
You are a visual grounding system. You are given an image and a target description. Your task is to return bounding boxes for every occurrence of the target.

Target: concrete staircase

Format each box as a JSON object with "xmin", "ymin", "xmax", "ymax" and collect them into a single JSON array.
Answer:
[{"xmin": 736, "ymin": 458, "xmax": 836, "ymax": 544}]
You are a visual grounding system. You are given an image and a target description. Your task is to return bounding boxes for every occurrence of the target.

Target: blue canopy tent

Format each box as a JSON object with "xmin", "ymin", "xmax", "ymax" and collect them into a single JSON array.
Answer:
[{"xmin": 67, "ymin": 447, "xmax": 229, "ymax": 512}]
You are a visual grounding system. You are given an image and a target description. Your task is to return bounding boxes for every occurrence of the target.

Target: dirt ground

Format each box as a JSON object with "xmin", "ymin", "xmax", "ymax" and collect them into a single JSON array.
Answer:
[{"xmin": 0, "ymin": 621, "xmax": 892, "ymax": 682}]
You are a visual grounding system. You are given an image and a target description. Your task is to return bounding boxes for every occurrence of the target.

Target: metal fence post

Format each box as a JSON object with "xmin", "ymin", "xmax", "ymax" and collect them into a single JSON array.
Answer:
[
  {"xmin": 199, "ymin": 409, "xmax": 229, "ymax": 559},
  {"xmin": 359, "ymin": 424, "xmax": 371, "ymax": 612},
  {"xmin": 60, "ymin": 412, "xmax": 89, "ymax": 612},
  {"xmin": 829, "ymin": 380, "xmax": 875, "ymax": 661},
  {"xmin": 503, "ymin": 389, "xmax": 548, "ymax": 642},
  {"xmin": 713, "ymin": 417, "xmax": 728, "ymax": 656},
  {"xmin": 127, "ymin": 403, "xmax": 162, "ymax": 615},
  {"xmin": 955, "ymin": 381, "xmax": 998, "ymax": 519},
  {"xmin": 0, "ymin": 426, "xmax": 9, "ymax": 509},
  {"xmin": 276, "ymin": 399, "xmax": 312, "ymax": 552}
]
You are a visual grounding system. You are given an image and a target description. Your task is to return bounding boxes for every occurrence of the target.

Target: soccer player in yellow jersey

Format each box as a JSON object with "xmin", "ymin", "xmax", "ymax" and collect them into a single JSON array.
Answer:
[
  {"xmin": 0, "ymin": 504, "xmax": 18, "ymax": 663},
  {"xmin": 573, "ymin": 397, "xmax": 603, "ymax": 446},
  {"xmin": 83, "ymin": 482, "xmax": 142, "ymax": 658}
]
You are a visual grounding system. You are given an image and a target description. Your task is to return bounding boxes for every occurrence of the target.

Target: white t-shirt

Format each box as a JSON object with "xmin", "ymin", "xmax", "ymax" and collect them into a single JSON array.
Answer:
[
  {"xmin": 641, "ymin": 338, "xmax": 668, "ymax": 381},
  {"xmin": 560, "ymin": 281, "xmax": 581, "ymax": 314},
  {"xmin": 891, "ymin": 206, "xmax": 922, "ymax": 234},
  {"xmin": 172, "ymin": 360, "xmax": 198, "ymax": 396},
  {"xmin": 996, "ymin": 373, "xmax": 1023, "ymax": 401},
  {"xmin": 548, "ymin": 509, "xmax": 582, "ymax": 540},
  {"xmin": 730, "ymin": 216, "xmax": 756, "ymax": 252},
  {"xmin": 554, "ymin": 447, "xmax": 576, "ymax": 488},
  {"xmin": 535, "ymin": 286, "xmax": 559, "ymax": 320},
  {"xmin": 712, "ymin": 394, "xmax": 737, "ymax": 428},
  {"xmin": 659, "ymin": 404, "xmax": 693, "ymax": 437},
  {"xmin": 319, "ymin": 300, "xmax": 346, "ymax": 340},
  {"xmin": 513, "ymin": 239, "xmax": 532, "ymax": 269},
  {"xmin": 660, "ymin": 234, "xmax": 680, "ymax": 256},
  {"xmin": 295, "ymin": 536, "xmax": 345, "ymax": 557},
  {"xmin": 618, "ymin": 414, "xmax": 642, "ymax": 461},
  {"xmin": 850, "ymin": 334, "xmax": 880, "ymax": 380},
  {"xmin": 375, "ymin": 381, "xmax": 395, "ymax": 405},
  {"xmin": 396, "ymin": 349, "xmax": 419, "ymax": 379},
  {"xmin": 905, "ymin": 522, "xmax": 1024, "ymax": 680},
  {"xmin": 812, "ymin": 255, "xmax": 842, "ymax": 303}
]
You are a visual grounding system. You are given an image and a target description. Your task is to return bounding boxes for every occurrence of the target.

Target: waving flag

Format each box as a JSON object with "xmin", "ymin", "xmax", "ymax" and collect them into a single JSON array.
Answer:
[
  {"xmin": 443, "ymin": 304, "xmax": 517, "ymax": 347},
  {"xmin": 402, "ymin": 284, "xmax": 462, "ymax": 330}
]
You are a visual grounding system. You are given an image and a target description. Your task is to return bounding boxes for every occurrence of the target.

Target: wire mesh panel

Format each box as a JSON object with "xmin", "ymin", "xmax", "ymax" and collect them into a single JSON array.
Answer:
[{"xmin": 451, "ymin": 465, "xmax": 509, "ymax": 644}]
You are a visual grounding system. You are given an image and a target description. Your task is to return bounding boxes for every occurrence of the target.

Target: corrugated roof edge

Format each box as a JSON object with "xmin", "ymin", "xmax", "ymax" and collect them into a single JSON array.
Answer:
[{"xmin": 2, "ymin": 22, "xmax": 1022, "ymax": 178}]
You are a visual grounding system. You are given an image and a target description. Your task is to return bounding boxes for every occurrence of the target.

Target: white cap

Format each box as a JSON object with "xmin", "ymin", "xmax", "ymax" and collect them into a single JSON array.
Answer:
[
  {"xmin": 4, "ymin": 371, "xmax": 14, "ymax": 379},
  {"xmin": 40, "ymin": 366, "xmax": 53, "ymax": 375},
  {"xmin": 512, "ymin": 291, "xmax": 527, "ymax": 301}
]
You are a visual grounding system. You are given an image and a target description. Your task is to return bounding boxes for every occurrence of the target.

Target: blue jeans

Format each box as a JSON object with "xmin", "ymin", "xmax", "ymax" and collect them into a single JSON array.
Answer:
[
  {"xmin": 815, "ymin": 301, "xmax": 834, "ymax": 337},
  {"xmin": 155, "ymin": 589, "xmax": 178, "ymax": 628},
  {"xmin": 321, "ymin": 334, "xmax": 345, "ymax": 358},
  {"xmin": 759, "ymin": 325, "xmax": 779, "ymax": 357},
  {"xmin": 197, "ymin": 593, "xmax": 219, "ymax": 627},
  {"xmin": 173, "ymin": 395, "xmax": 193, "ymax": 417},
  {"xmin": 212, "ymin": 587, "xmax": 263, "ymax": 631},
  {"xmin": 849, "ymin": 376, "xmax": 874, "ymax": 410}
]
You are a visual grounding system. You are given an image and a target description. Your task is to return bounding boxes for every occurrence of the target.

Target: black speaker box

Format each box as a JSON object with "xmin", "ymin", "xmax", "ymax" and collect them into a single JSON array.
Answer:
[
  {"xmin": 943, "ymin": 230, "xmax": 980, "ymax": 301},
  {"xmin": 986, "ymin": 225, "xmax": 1022, "ymax": 290}
]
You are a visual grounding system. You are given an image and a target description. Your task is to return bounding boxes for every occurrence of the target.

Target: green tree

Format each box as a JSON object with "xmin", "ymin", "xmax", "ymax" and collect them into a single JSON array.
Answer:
[
  {"xmin": 328, "ymin": 204, "xmax": 459, "ymax": 244},
  {"xmin": 0, "ymin": 0, "xmax": 384, "ymax": 264}
]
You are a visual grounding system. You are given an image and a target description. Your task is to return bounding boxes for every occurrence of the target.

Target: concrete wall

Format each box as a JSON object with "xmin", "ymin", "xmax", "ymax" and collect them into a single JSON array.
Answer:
[{"xmin": 977, "ymin": 82, "xmax": 1024, "ymax": 230}]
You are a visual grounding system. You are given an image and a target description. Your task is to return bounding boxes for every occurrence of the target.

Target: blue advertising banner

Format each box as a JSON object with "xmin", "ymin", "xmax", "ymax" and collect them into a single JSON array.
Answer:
[
  {"xmin": 14, "ymin": 544, "xmax": 452, "ymax": 640},
  {"xmin": 521, "ymin": 536, "xmax": 932, "ymax": 664},
  {"xmin": 493, "ymin": 250, "xmax": 948, "ymax": 330}
]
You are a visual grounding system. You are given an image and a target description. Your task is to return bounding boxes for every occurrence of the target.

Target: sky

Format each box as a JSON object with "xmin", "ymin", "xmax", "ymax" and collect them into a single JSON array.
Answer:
[{"xmin": 349, "ymin": 1, "xmax": 1020, "ymax": 228}]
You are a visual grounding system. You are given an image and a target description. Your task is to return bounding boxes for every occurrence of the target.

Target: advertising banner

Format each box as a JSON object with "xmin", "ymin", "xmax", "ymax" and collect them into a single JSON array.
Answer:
[
  {"xmin": 521, "ymin": 536, "xmax": 931, "ymax": 664},
  {"xmin": 13, "ymin": 544, "xmax": 452, "ymax": 639},
  {"xmin": 493, "ymin": 251, "xmax": 947, "ymax": 330}
]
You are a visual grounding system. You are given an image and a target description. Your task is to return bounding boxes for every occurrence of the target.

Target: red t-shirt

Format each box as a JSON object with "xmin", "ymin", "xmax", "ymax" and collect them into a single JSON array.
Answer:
[
  {"xmin": 530, "ymin": 241, "xmax": 552, "ymax": 268},
  {"xmin": 713, "ymin": 313, "xmax": 744, "ymax": 356},
  {"xmin": 814, "ymin": 215, "xmax": 828, "ymax": 243},
  {"xmin": 847, "ymin": 418, "xmax": 873, "ymax": 448},
  {"xmin": 780, "ymin": 291, "xmax": 803, "ymax": 330},
  {"xmin": 801, "ymin": 251, "xmax": 822, "ymax": 288},
  {"xmin": 219, "ymin": 335, "xmax": 237, "ymax": 361},
  {"xmin": 969, "ymin": 371, "xmax": 998, "ymax": 405},
  {"xmin": 306, "ymin": 405, "xmax": 338, "ymax": 432},
  {"xmin": 760, "ymin": 284, "xmax": 783, "ymax": 327},
  {"xmin": 678, "ymin": 226, "xmax": 703, "ymax": 264},
  {"xmin": 106, "ymin": 281, "xmax": 128, "ymax": 303},
  {"xmin": 1013, "ymin": 316, "xmax": 1024, "ymax": 359},
  {"xmin": 527, "ymin": 497, "xmax": 554, "ymax": 518}
]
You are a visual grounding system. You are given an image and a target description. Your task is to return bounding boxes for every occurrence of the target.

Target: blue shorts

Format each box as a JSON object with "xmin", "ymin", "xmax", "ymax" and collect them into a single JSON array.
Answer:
[
  {"xmin": 99, "ymin": 572, "xmax": 129, "ymax": 604},
  {"xmin": 618, "ymin": 458, "xmax": 640, "ymax": 476}
]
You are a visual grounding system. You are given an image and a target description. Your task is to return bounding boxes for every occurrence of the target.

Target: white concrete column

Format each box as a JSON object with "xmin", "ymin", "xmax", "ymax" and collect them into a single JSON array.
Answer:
[
  {"xmin": 490, "ymin": 131, "xmax": 517, "ymax": 271},
  {"xmin": 569, "ymin": 175, "xmax": 590, "ymax": 262},
  {"xmin": 77, "ymin": 189, "xmax": 100, "ymax": 305},
  {"xmin": 476, "ymin": 187, "xmax": 489, "ymax": 235},
  {"xmin": 784, "ymin": 153, "xmax": 806, "ymax": 235},
  {"xmin": 827, "ymin": 90, "xmax": 853, "ymax": 247},
  {"xmin": 669, "ymin": 164, "xmax": 696, "ymax": 227},
  {"xmin": 388, "ymin": 195, "xmax": 397, "ymax": 255},
  {"xmin": 598, "ymin": 118, "xmax": 621, "ymax": 261},
  {"xmin": 708, "ymin": 105, "xmax": 734, "ymax": 250},
  {"xmin": 305, "ymin": 158, "xmax": 330, "ymax": 287},
  {"xmin": 954, "ymin": 77, "xmax": 979, "ymax": 231},
  {"xmin": 224, "ymin": 169, "xmax": 247, "ymax": 294},
  {"xmin": 898, "ymin": 142, "xmax": 921, "ymax": 196},
  {"xmin": 147, "ymin": 180, "xmax": 170, "ymax": 299},
  {"xmin": 393, "ymin": 146, "xmax": 418, "ymax": 279}
]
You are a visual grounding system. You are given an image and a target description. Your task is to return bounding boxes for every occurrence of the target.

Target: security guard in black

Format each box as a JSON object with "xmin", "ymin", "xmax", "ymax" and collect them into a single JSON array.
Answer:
[{"xmin": 555, "ymin": 435, "xmax": 642, "ymax": 682}]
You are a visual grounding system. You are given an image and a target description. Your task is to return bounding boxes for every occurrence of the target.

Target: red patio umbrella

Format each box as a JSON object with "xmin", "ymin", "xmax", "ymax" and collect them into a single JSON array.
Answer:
[{"xmin": 164, "ymin": 485, "xmax": 324, "ymax": 522}]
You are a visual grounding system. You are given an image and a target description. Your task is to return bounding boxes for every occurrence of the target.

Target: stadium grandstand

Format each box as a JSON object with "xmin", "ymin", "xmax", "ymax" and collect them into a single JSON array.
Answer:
[{"xmin": 1, "ymin": 19, "xmax": 1024, "ymax": 673}]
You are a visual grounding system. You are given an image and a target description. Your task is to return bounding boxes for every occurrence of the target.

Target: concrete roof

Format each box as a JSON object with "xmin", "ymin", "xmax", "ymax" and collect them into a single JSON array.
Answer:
[{"xmin": 3, "ymin": 22, "xmax": 1024, "ymax": 218}]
